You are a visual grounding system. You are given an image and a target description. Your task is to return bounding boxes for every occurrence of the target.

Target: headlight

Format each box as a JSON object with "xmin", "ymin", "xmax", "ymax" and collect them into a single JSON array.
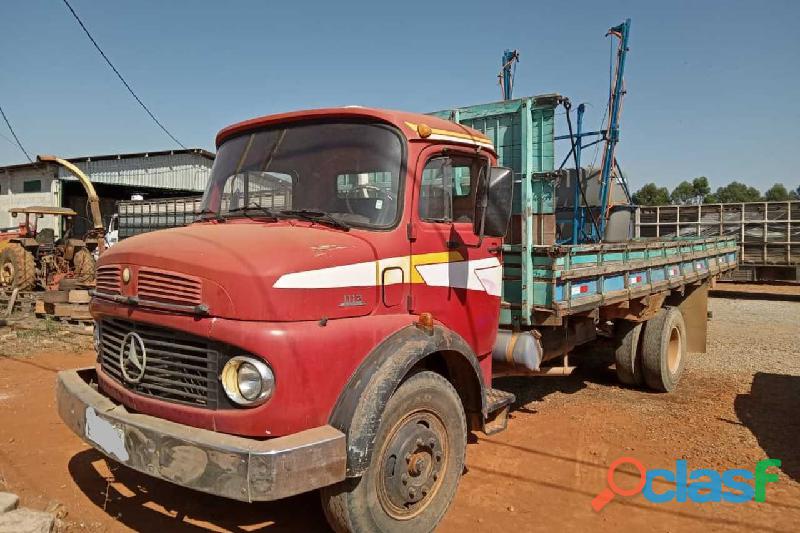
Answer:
[{"xmin": 220, "ymin": 356, "xmax": 275, "ymax": 406}]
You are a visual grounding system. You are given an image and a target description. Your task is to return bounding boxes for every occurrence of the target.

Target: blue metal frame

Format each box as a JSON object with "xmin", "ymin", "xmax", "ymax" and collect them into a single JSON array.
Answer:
[
  {"xmin": 553, "ymin": 18, "xmax": 632, "ymax": 244},
  {"xmin": 500, "ymin": 50, "xmax": 519, "ymax": 101},
  {"xmin": 597, "ymin": 18, "xmax": 631, "ymax": 239}
]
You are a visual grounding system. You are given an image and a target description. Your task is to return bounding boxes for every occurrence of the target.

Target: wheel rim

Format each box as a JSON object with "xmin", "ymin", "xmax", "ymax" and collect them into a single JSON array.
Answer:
[
  {"xmin": 376, "ymin": 409, "xmax": 449, "ymax": 520},
  {"xmin": 667, "ymin": 325, "xmax": 682, "ymax": 374},
  {"xmin": 0, "ymin": 261, "xmax": 14, "ymax": 286}
]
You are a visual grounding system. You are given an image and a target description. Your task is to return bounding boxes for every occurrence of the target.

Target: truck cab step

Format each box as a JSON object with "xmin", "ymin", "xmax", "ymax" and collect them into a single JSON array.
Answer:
[{"xmin": 483, "ymin": 388, "xmax": 516, "ymax": 436}]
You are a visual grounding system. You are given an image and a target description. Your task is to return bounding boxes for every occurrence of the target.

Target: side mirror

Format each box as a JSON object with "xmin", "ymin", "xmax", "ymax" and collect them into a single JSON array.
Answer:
[{"xmin": 473, "ymin": 166, "xmax": 514, "ymax": 238}]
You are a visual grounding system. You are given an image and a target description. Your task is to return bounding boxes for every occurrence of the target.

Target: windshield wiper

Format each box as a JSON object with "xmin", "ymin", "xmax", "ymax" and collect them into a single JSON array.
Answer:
[
  {"xmin": 279, "ymin": 209, "xmax": 350, "ymax": 230},
  {"xmin": 226, "ymin": 204, "xmax": 278, "ymax": 220},
  {"xmin": 194, "ymin": 208, "xmax": 224, "ymax": 222}
]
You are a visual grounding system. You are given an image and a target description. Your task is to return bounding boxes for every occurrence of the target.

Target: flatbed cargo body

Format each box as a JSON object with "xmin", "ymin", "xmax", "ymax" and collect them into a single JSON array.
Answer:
[{"xmin": 504, "ymin": 236, "xmax": 737, "ymax": 320}]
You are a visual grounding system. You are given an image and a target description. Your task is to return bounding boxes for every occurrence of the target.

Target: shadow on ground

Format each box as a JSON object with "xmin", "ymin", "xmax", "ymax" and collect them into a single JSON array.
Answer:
[
  {"xmin": 493, "ymin": 354, "xmax": 617, "ymax": 411},
  {"xmin": 735, "ymin": 372, "xmax": 800, "ymax": 482},
  {"xmin": 68, "ymin": 449, "xmax": 330, "ymax": 532}
]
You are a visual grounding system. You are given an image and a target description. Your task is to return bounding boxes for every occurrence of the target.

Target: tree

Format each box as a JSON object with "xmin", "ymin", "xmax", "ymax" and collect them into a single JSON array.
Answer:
[
  {"xmin": 692, "ymin": 176, "xmax": 711, "ymax": 201},
  {"xmin": 670, "ymin": 181, "xmax": 695, "ymax": 205},
  {"xmin": 791, "ymin": 186, "xmax": 800, "ymax": 200},
  {"xmin": 713, "ymin": 181, "xmax": 762, "ymax": 203},
  {"xmin": 671, "ymin": 177, "xmax": 711, "ymax": 205},
  {"xmin": 633, "ymin": 183, "xmax": 670, "ymax": 205},
  {"xmin": 764, "ymin": 183, "xmax": 790, "ymax": 201}
]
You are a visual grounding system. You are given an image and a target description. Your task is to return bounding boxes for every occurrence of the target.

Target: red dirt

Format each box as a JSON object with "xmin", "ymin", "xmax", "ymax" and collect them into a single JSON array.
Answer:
[{"xmin": 1, "ymin": 299, "xmax": 798, "ymax": 532}]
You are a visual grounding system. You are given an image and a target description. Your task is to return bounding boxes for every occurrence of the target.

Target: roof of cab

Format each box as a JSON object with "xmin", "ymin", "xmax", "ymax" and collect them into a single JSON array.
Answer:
[
  {"xmin": 10, "ymin": 206, "xmax": 77, "ymax": 216},
  {"xmin": 215, "ymin": 107, "xmax": 495, "ymax": 153}
]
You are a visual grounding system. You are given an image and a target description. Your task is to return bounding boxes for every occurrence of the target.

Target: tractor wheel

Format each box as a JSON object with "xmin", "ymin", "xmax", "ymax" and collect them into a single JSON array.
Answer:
[
  {"xmin": 321, "ymin": 371, "xmax": 467, "ymax": 533},
  {"xmin": 0, "ymin": 244, "xmax": 36, "ymax": 291},
  {"xmin": 72, "ymin": 248, "xmax": 96, "ymax": 284}
]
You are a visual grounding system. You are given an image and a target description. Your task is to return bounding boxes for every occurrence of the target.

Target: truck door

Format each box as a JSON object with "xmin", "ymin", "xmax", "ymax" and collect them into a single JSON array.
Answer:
[{"xmin": 410, "ymin": 146, "xmax": 503, "ymax": 356}]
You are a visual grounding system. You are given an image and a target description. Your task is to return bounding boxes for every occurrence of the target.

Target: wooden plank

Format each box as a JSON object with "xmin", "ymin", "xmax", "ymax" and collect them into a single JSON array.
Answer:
[
  {"xmin": 68, "ymin": 290, "xmax": 91, "ymax": 304},
  {"xmin": 3, "ymin": 288, "xmax": 18, "ymax": 316},
  {"xmin": 51, "ymin": 303, "xmax": 74, "ymax": 317},
  {"xmin": 42, "ymin": 290, "xmax": 69, "ymax": 304}
]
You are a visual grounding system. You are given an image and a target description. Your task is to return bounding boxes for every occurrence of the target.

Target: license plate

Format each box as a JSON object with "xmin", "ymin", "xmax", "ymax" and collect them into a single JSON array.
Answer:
[{"xmin": 85, "ymin": 406, "xmax": 129, "ymax": 462}]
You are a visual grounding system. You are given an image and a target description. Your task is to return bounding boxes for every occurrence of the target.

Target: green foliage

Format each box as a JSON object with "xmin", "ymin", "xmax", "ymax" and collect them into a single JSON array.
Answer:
[
  {"xmin": 633, "ymin": 183, "xmax": 670, "ymax": 205},
  {"xmin": 692, "ymin": 176, "xmax": 711, "ymax": 198},
  {"xmin": 670, "ymin": 176, "xmax": 712, "ymax": 205},
  {"xmin": 670, "ymin": 181, "xmax": 696, "ymax": 204},
  {"xmin": 711, "ymin": 181, "xmax": 762, "ymax": 203},
  {"xmin": 764, "ymin": 183, "xmax": 790, "ymax": 201}
]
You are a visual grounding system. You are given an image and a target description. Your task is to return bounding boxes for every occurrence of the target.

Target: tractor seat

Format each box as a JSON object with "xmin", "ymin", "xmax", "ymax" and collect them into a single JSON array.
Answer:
[{"xmin": 35, "ymin": 228, "xmax": 55, "ymax": 245}]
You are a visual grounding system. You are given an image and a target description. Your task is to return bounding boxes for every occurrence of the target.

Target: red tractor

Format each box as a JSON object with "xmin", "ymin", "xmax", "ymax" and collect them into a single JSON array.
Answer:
[{"xmin": 0, "ymin": 206, "xmax": 96, "ymax": 291}]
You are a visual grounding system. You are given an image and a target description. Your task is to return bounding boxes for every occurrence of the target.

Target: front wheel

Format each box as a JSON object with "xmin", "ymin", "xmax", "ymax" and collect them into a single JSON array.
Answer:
[{"xmin": 321, "ymin": 371, "xmax": 467, "ymax": 533}]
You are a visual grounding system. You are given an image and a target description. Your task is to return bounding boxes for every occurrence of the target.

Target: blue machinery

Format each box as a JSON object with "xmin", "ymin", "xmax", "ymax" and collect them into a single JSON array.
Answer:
[
  {"xmin": 551, "ymin": 18, "xmax": 632, "ymax": 243},
  {"xmin": 499, "ymin": 49, "xmax": 520, "ymax": 101}
]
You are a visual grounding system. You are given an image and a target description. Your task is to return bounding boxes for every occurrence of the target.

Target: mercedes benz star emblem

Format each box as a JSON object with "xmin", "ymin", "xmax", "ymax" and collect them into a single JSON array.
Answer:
[{"xmin": 120, "ymin": 332, "xmax": 147, "ymax": 384}]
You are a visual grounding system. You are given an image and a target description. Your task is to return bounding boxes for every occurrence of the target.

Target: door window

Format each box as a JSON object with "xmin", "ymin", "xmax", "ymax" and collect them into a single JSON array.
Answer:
[{"xmin": 419, "ymin": 155, "xmax": 484, "ymax": 223}]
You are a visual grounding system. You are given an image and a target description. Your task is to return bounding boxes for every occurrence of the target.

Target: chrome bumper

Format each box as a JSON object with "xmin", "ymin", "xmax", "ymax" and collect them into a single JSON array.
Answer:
[{"xmin": 56, "ymin": 368, "xmax": 346, "ymax": 502}]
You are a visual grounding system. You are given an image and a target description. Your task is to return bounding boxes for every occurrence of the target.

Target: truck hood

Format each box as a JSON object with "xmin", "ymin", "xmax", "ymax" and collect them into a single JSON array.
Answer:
[{"xmin": 98, "ymin": 221, "xmax": 379, "ymax": 321}]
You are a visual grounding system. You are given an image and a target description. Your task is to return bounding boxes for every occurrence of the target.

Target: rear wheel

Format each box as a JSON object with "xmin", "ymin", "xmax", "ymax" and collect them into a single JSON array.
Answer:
[
  {"xmin": 614, "ymin": 321, "xmax": 644, "ymax": 387},
  {"xmin": 0, "ymin": 244, "xmax": 35, "ymax": 291},
  {"xmin": 72, "ymin": 248, "xmax": 96, "ymax": 284},
  {"xmin": 321, "ymin": 371, "xmax": 467, "ymax": 533},
  {"xmin": 641, "ymin": 307, "xmax": 687, "ymax": 392}
]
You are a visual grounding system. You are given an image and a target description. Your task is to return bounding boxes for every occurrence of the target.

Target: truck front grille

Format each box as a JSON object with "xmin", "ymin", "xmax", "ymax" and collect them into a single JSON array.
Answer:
[
  {"xmin": 98, "ymin": 318, "xmax": 220, "ymax": 408},
  {"xmin": 95, "ymin": 266, "xmax": 121, "ymax": 295},
  {"xmin": 137, "ymin": 267, "xmax": 202, "ymax": 306}
]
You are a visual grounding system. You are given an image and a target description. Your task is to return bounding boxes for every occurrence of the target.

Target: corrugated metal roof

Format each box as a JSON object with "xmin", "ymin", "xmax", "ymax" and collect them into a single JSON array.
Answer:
[{"xmin": 0, "ymin": 148, "xmax": 214, "ymax": 192}]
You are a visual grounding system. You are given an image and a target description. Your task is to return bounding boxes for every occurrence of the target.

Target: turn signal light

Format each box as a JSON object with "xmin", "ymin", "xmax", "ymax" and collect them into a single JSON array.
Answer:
[{"xmin": 416, "ymin": 312, "xmax": 434, "ymax": 334}]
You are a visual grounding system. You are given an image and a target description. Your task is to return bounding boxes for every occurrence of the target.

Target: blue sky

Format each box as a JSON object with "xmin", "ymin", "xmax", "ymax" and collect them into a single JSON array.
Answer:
[{"xmin": 1, "ymin": 0, "xmax": 798, "ymax": 191}]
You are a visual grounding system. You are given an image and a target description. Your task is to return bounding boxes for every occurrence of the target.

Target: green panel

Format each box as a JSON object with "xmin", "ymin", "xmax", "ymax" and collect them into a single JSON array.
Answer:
[
  {"xmin": 603, "ymin": 252, "xmax": 625, "ymax": 262},
  {"xmin": 532, "ymin": 281, "xmax": 553, "ymax": 306}
]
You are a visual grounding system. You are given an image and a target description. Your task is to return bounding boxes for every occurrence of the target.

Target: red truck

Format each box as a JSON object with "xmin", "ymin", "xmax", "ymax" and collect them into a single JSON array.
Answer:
[{"xmin": 57, "ymin": 103, "xmax": 737, "ymax": 532}]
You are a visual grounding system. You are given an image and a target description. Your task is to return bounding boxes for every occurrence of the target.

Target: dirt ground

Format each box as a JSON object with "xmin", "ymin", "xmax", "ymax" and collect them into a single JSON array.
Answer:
[
  {"xmin": 712, "ymin": 281, "xmax": 800, "ymax": 299},
  {"xmin": 0, "ymin": 297, "xmax": 798, "ymax": 532}
]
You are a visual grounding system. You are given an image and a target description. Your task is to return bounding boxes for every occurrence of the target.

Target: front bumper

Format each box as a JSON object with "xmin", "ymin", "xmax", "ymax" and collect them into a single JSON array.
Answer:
[{"xmin": 56, "ymin": 368, "xmax": 347, "ymax": 502}]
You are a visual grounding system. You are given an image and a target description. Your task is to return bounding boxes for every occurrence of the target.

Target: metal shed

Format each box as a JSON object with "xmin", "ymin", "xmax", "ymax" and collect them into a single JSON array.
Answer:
[{"xmin": 0, "ymin": 148, "xmax": 214, "ymax": 237}]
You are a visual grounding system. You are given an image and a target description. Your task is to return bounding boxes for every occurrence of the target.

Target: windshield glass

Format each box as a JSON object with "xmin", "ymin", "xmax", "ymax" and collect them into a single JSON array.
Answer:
[{"xmin": 201, "ymin": 120, "xmax": 405, "ymax": 229}]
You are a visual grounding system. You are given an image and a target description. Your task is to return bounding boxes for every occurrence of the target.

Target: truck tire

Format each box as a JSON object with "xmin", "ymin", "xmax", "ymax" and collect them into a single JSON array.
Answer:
[
  {"xmin": 641, "ymin": 307, "xmax": 687, "ymax": 392},
  {"xmin": 321, "ymin": 371, "xmax": 467, "ymax": 533},
  {"xmin": 0, "ymin": 244, "xmax": 36, "ymax": 291},
  {"xmin": 614, "ymin": 321, "xmax": 644, "ymax": 387},
  {"xmin": 72, "ymin": 248, "xmax": 96, "ymax": 284}
]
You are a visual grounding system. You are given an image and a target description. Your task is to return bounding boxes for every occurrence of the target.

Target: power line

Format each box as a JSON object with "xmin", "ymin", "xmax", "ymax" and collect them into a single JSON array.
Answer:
[
  {"xmin": 60, "ymin": 0, "xmax": 186, "ymax": 149},
  {"xmin": 0, "ymin": 103, "xmax": 33, "ymax": 162}
]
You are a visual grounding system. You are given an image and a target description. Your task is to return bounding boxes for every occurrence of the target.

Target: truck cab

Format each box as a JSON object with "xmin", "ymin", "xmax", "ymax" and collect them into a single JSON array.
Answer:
[{"xmin": 58, "ymin": 107, "xmax": 515, "ymax": 532}]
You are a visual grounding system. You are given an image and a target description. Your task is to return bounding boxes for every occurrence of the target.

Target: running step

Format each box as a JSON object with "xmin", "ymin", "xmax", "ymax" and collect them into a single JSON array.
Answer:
[{"xmin": 483, "ymin": 388, "xmax": 515, "ymax": 435}]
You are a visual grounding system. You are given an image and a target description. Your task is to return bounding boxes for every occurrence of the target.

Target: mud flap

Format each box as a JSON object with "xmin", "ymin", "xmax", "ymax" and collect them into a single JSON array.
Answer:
[{"xmin": 675, "ymin": 282, "xmax": 709, "ymax": 353}]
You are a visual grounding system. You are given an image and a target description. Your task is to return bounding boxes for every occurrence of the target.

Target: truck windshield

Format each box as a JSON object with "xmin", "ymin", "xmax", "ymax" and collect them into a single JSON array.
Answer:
[{"xmin": 200, "ymin": 121, "xmax": 405, "ymax": 229}]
